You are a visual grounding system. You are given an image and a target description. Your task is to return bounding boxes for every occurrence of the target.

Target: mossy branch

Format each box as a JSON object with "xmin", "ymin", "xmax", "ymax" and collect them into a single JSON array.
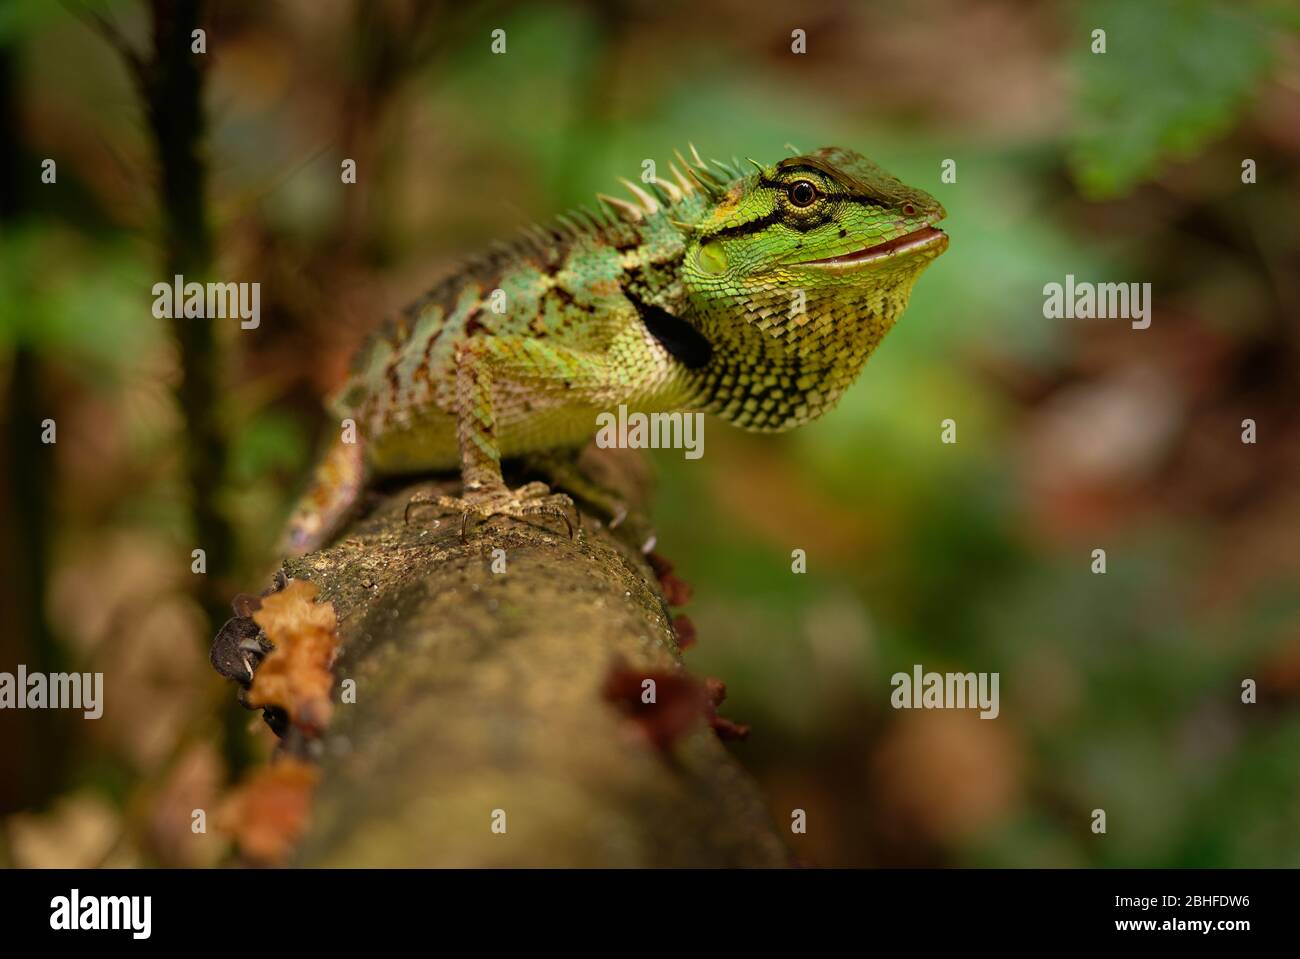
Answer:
[{"xmin": 270, "ymin": 477, "xmax": 788, "ymax": 867}]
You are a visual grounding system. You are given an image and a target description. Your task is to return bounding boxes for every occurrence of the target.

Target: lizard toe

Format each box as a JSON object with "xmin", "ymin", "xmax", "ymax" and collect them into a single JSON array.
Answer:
[{"xmin": 433, "ymin": 485, "xmax": 580, "ymax": 540}]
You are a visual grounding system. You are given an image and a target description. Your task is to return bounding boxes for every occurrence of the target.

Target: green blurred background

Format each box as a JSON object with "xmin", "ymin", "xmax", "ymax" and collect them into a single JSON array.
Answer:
[{"xmin": 1, "ymin": 0, "xmax": 1298, "ymax": 867}]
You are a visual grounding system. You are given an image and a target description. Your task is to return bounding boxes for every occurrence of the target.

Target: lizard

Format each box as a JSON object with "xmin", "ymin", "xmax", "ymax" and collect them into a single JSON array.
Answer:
[{"xmin": 280, "ymin": 145, "xmax": 948, "ymax": 557}]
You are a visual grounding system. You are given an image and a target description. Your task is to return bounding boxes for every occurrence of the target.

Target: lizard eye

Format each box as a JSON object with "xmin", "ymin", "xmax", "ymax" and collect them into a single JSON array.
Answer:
[{"xmin": 787, "ymin": 180, "xmax": 818, "ymax": 207}]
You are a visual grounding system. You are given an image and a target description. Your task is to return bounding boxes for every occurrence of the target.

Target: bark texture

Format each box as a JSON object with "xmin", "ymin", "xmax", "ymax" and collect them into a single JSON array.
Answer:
[{"xmin": 281, "ymin": 476, "xmax": 788, "ymax": 867}]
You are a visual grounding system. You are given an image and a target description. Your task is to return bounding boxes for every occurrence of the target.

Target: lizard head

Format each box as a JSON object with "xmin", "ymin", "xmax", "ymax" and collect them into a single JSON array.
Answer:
[{"xmin": 672, "ymin": 146, "xmax": 948, "ymax": 430}]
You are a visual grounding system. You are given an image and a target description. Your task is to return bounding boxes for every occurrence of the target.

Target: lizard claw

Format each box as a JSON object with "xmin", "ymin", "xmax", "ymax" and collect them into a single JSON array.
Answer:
[
  {"xmin": 417, "ymin": 482, "xmax": 580, "ymax": 541},
  {"xmin": 404, "ymin": 494, "xmax": 440, "ymax": 527}
]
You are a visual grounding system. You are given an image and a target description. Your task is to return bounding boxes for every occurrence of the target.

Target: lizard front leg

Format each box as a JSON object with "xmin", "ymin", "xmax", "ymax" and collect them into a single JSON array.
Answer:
[{"xmin": 427, "ymin": 335, "xmax": 618, "ymax": 538}]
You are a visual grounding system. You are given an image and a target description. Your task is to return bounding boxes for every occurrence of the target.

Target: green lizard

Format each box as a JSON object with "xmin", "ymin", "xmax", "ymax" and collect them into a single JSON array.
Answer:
[{"xmin": 281, "ymin": 146, "xmax": 947, "ymax": 555}]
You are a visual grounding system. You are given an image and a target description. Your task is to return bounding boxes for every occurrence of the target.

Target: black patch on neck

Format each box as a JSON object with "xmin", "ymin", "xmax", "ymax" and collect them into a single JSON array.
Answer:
[{"xmin": 628, "ymin": 293, "xmax": 712, "ymax": 371}]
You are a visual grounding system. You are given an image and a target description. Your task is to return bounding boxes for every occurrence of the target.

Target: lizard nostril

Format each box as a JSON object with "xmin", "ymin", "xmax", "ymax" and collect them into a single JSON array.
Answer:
[{"xmin": 902, "ymin": 203, "xmax": 916, "ymax": 216}]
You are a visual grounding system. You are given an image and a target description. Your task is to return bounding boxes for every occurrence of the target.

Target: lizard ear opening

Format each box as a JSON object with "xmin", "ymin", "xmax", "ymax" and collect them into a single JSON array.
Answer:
[{"xmin": 628, "ymin": 293, "xmax": 712, "ymax": 371}]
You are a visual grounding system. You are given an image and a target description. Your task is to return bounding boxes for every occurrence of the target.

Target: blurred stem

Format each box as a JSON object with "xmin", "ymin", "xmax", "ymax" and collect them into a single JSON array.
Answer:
[
  {"xmin": 0, "ymin": 33, "xmax": 70, "ymax": 806},
  {"xmin": 142, "ymin": 0, "xmax": 228, "ymax": 593},
  {"xmin": 134, "ymin": 0, "xmax": 249, "ymax": 776},
  {"xmin": 5, "ymin": 353, "xmax": 69, "ymax": 800}
]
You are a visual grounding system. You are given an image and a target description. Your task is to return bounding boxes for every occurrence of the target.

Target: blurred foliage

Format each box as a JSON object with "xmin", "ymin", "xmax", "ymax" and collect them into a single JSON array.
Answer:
[
  {"xmin": 2, "ymin": 0, "xmax": 1299, "ymax": 868},
  {"xmin": 1069, "ymin": 0, "xmax": 1276, "ymax": 198},
  {"xmin": 0, "ymin": 227, "xmax": 159, "ymax": 379}
]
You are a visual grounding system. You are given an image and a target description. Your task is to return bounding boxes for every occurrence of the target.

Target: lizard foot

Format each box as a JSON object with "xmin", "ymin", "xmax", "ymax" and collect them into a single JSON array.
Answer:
[
  {"xmin": 407, "ymin": 482, "xmax": 579, "ymax": 541},
  {"xmin": 520, "ymin": 451, "xmax": 658, "ymax": 554}
]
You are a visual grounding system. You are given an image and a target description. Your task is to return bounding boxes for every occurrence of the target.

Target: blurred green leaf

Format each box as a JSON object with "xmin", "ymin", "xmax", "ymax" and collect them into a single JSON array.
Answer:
[
  {"xmin": 0, "ymin": 0, "xmax": 69, "ymax": 44},
  {"xmin": 227, "ymin": 409, "xmax": 310, "ymax": 484},
  {"xmin": 1069, "ymin": 0, "xmax": 1273, "ymax": 198},
  {"xmin": 0, "ymin": 225, "xmax": 160, "ymax": 382}
]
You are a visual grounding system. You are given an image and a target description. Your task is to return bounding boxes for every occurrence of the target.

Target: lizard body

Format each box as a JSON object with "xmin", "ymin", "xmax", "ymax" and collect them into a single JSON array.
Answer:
[{"xmin": 282, "ymin": 146, "xmax": 948, "ymax": 554}]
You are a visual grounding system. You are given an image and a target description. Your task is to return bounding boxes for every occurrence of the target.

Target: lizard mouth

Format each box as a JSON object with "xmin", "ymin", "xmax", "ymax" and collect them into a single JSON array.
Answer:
[{"xmin": 792, "ymin": 225, "xmax": 948, "ymax": 271}]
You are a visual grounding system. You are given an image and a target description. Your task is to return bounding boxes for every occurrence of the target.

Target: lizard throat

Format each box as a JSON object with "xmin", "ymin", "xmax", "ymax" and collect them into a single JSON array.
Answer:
[{"xmin": 628, "ymin": 292, "xmax": 713, "ymax": 370}]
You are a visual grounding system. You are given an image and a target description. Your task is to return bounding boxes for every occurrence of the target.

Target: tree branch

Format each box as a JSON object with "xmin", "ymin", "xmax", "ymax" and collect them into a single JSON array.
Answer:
[{"xmin": 271, "ymin": 477, "xmax": 788, "ymax": 867}]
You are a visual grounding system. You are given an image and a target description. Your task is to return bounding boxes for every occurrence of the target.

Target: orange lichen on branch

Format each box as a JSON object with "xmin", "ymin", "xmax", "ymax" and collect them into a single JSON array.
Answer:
[
  {"xmin": 218, "ymin": 759, "xmax": 320, "ymax": 865},
  {"xmin": 602, "ymin": 661, "xmax": 750, "ymax": 750},
  {"xmin": 647, "ymin": 551, "xmax": 693, "ymax": 607},
  {"xmin": 672, "ymin": 613, "xmax": 697, "ymax": 651},
  {"xmin": 245, "ymin": 578, "xmax": 340, "ymax": 736},
  {"xmin": 704, "ymin": 677, "xmax": 750, "ymax": 741}
]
